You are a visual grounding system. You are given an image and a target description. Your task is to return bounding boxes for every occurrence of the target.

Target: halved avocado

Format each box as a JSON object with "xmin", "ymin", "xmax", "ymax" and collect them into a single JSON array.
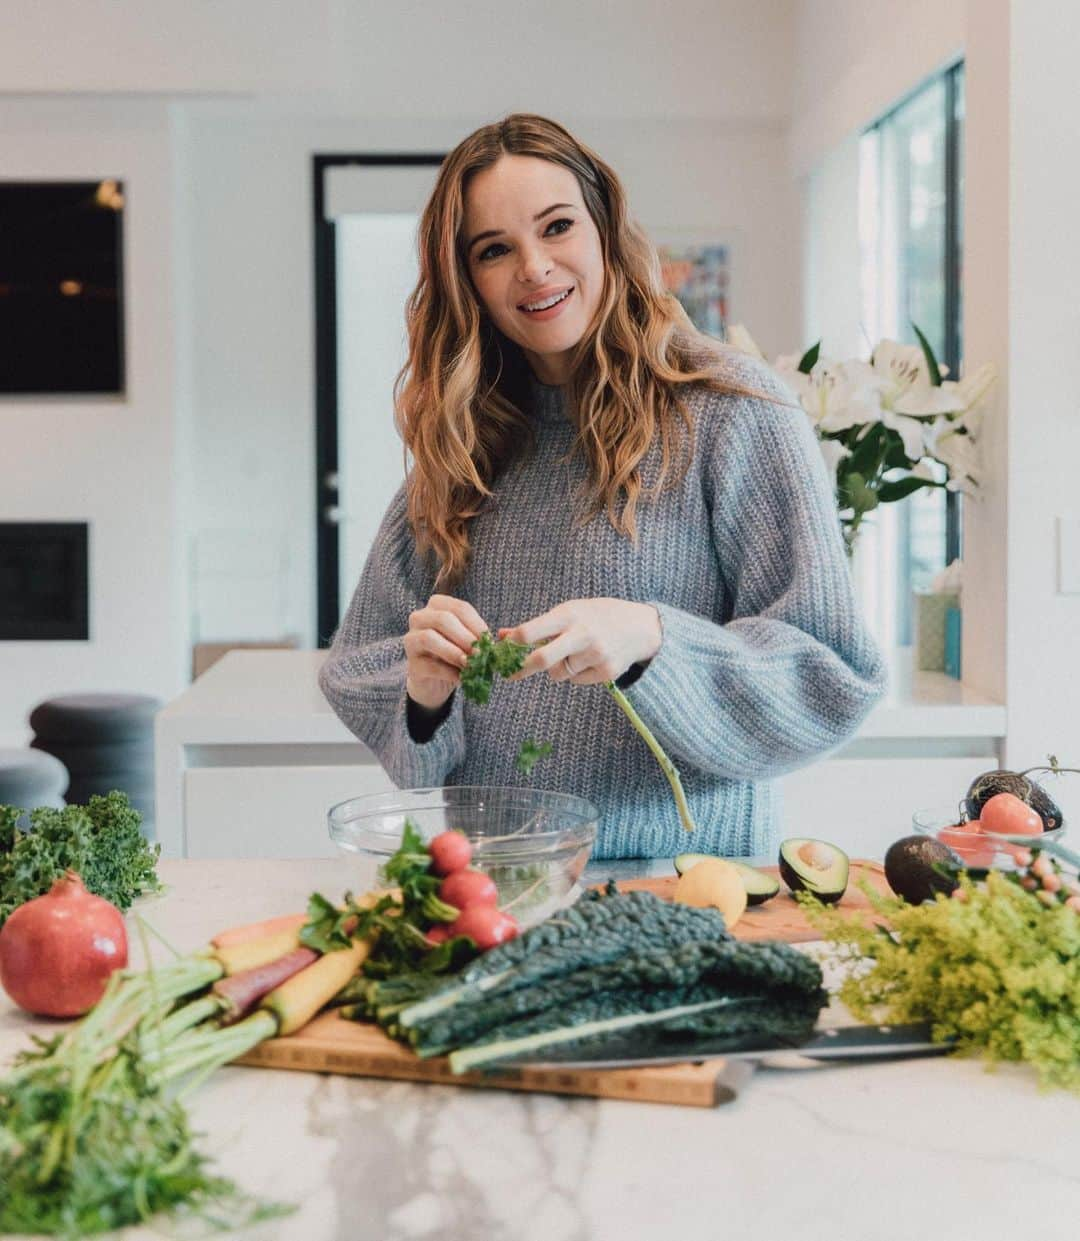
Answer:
[
  {"xmin": 884, "ymin": 835, "xmax": 959, "ymax": 904},
  {"xmin": 778, "ymin": 838, "xmax": 849, "ymax": 904},
  {"xmin": 674, "ymin": 854, "xmax": 780, "ymax": 905}
]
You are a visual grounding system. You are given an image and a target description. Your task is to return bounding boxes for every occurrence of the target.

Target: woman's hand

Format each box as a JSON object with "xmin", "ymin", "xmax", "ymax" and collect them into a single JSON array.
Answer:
[
  {"xmin": 404, "ymin": 594, "xmax": 488, "ymax": 710},
  {"xmin": 500, "ymin": 598, "xmax": 662, "ymax": 686}
]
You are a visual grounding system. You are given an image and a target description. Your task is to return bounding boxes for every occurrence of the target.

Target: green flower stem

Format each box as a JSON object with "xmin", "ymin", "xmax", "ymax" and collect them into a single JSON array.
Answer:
[{"xmin": 604, "ymin": 682, "xmax": 697, "ymax": 832}]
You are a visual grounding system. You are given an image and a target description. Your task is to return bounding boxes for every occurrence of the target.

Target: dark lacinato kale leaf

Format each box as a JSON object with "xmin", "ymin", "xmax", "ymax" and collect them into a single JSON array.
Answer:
[{"xmin": 413, "ymin": 938, "xmax": 824, "ymax": 1056}]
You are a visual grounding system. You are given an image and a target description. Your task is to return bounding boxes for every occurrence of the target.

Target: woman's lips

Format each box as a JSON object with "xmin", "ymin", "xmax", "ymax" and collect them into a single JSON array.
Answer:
[{"xmin": 518, "ymin": 287, "xmax": 574, "ymax": 321}]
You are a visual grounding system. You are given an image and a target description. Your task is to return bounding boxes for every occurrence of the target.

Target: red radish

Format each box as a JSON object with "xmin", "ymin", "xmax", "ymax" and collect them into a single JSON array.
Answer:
[
  {"xmin": 429, "ymin": 830, "xmax": 472, "ymax": 875},
  {"xmin": 439, "ymin": 869, "xmax": 497, "ymax": 910},
  {"xmin": 0, "ymin": 872, "xmax": 128, "ymax": 1017},
  {"xmin": 450, "ymin": 905, "xmax": 519, "ymax": 951},
  {"xmin": 425, "ymin": 925, "xmax": 451, "ymax": 946}
]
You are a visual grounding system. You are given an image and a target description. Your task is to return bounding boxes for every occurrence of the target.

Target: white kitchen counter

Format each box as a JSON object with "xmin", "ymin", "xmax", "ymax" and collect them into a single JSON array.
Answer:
[
  {"xmin": 1, "ymin": 859, "xmax": 1074, "ymax": 1241},
  {"xmin": 154, "ymin": 650, "xmax": 1007, "ymax": 860}
]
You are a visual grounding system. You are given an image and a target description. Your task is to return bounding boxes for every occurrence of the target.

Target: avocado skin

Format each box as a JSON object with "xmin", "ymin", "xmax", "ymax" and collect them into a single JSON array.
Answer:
[
  {"xmin": 884, "ymin": 835, "xmax": 959, "ymax": 904},
  {"xmin": 778, "ymin": 838, "xmax": 849, "ymax": 904},
  {"xmin": 963, "ymin": 769, "xmax": 1064, "ymax": 831}
]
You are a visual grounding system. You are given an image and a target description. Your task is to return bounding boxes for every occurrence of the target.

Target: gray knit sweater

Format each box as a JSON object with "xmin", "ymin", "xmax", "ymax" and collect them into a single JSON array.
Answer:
[{"xmin": 319, "ymin": 354, "xmax": 887, "ymax": 859}]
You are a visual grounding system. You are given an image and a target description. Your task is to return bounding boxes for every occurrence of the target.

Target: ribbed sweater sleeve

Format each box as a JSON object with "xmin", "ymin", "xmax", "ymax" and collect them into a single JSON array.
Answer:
[
  {"xmin": 623, "ymin": 380, "xmax": 887, "ymax": 780},
  {"xmin": 317, "ymin": 486, "xmax": 466, "ymax": 786}
]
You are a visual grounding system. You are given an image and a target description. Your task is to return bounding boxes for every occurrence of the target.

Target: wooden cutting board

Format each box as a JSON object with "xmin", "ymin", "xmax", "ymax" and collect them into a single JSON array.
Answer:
[{"xmin": 235, "ymin": 860, "xmax": 889, "ymax": 1107}]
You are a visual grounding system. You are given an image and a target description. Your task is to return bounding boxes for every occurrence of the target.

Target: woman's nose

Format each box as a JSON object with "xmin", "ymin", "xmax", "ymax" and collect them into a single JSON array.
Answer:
[{"xmin": 517, "ymin": 245, "xmax": 552, "ymax": 285}]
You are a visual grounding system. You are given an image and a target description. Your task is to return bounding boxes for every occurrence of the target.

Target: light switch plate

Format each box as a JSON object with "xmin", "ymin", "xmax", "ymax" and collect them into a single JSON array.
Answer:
[{"xmin": 1058, "ymin": 516, "xmax": 1080, "ymax": 594}]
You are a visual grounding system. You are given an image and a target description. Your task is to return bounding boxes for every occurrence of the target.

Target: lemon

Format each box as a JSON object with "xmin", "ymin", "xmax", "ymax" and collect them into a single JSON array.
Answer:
[{"xmin": 673, "ymin": 859, "xmax": 748, "ymax": 928}]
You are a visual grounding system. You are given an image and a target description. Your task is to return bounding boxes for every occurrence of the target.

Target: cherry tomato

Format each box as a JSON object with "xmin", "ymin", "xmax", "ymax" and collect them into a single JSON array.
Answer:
[
  {"xmin": 424, "ymin": 924, "xmax": 451, "ymax": 947},
  {"xmin": 979, "ymin": 792, "xmax": 1043, "ymax": 837},
  {"xmin": 428, "ymin": 830, "xmax": 473, "ymax": 875},
  {"xmin": 439, "ymin": 869, "xmax": 498, "ymax": 910},
  {"xmin": 450, "ymin": 905, "xmax": 519, "ymax": 951}
]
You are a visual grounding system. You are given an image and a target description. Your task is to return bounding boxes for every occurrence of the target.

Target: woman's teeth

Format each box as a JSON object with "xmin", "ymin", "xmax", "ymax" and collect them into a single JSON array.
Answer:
[{"xmin": 522, "ymin": 289, "xmax": 571, "ymax": 312}]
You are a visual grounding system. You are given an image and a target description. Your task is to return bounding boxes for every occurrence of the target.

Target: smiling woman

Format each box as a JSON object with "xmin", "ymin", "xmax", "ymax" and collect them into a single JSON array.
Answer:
[{"xmin": 318, "ymin": 113, "xmax": 887, "ymax": 860}]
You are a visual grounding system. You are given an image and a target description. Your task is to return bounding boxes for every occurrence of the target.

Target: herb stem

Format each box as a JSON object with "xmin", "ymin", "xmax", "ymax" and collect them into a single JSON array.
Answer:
[{"xmin": 604, "ymin": 682, "xmax": 697, "ymax": 832}]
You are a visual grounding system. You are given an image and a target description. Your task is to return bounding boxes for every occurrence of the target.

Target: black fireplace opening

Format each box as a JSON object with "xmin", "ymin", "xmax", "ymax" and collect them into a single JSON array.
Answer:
[{"xmin": 0, "ymin": 523, "xmax": 89, "ymax": 640}]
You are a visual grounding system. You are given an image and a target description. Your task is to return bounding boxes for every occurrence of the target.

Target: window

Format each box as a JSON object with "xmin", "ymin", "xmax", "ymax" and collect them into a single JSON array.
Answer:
[{"xmin": 858, "ymin": 63, "xmax": 965, "ymax": 647}]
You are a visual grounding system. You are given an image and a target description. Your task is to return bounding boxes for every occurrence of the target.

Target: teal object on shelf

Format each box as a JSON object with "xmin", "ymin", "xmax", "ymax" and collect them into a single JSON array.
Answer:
[{"xmin": 944, "ymin": 607, "xmax": 962, "ymax": 679}]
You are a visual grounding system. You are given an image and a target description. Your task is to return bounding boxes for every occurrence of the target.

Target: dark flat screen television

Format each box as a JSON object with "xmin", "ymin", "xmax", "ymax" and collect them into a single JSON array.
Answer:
[{"xmin": 0, "ymin": 180, "xmax": 125, "ymax": 395}]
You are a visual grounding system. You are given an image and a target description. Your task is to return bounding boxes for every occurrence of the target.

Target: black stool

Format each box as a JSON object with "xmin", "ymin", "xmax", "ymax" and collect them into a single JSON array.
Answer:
[
  {"xmin": 30, "ymin": 693, "xmax": 160, "ymax": 837},
  {"xmin": 0, "ymin": 748, "xmax": 69, "ymax": 824}
]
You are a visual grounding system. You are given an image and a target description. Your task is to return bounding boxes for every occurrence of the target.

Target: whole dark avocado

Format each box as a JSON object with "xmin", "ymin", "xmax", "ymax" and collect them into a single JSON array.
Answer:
[
  {"xmin": 963, "ymin": 769, "xmax": 1064, "ymax": 831},
  {"xmin": 884, "ymin": 835, "xmax": 960, "ymax": 904}
]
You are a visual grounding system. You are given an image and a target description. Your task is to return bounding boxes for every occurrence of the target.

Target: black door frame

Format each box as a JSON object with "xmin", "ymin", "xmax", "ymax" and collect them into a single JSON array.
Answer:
[{"xmin": 313, "ymin": 152, "xmax": 445, "ymax": 646}]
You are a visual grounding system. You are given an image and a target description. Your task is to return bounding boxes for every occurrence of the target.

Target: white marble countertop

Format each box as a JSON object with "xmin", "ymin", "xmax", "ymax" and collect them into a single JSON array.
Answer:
[{"xmin": 2, "ymin": 859, "xmax": 1076, "ymax": 1241}]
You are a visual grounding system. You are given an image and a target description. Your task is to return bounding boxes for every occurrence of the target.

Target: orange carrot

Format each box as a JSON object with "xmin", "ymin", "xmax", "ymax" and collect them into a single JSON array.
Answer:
[{"xmin": 211, "ymin": 912, "xmax": 307, "ymax": 950}]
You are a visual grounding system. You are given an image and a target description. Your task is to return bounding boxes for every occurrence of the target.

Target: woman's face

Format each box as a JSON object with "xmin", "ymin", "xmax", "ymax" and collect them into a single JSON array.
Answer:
[{"xmin": 462, "ymin": 154, "xmax": 605, "ymax": 386}]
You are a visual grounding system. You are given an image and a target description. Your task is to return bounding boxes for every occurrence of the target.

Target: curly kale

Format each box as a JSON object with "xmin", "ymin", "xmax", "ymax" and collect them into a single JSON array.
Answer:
[
  {"xmin": 460, "ymin": 632, "xmax": 530, "ymax": 706},
  {"xmin": 0, "ymin": 791, "xmax": 161, "ymax": 927}
]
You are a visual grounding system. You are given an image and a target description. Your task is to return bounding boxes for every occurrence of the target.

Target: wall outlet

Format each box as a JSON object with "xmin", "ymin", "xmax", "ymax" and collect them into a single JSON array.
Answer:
[{"xmin": 1058, "ymin": 516, "xmax": 1080, "ymax": 594}]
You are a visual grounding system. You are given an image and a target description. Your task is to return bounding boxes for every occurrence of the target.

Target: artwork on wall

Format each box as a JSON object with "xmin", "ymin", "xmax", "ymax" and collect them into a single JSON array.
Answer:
[
  {"xmin": 655, "ymin": 236, "xmax": 733, "ymax": 338},
  {"xmin": 0, "ymin": 180, "xmax": 125, "ymax": 395}
]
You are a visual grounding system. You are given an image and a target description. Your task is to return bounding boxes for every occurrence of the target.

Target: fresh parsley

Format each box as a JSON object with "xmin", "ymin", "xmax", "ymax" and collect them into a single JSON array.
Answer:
[{"xmin": 515, "ymin": 738, "xmax": 553, "ymax": 776}]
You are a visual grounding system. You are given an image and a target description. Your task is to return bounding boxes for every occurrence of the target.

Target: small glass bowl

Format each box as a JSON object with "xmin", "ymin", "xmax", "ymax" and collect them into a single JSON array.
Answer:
[
  {"xmin": 328, "ymin": 785, "xmax": 598, "ymax": 928},
  {"xmin": 912, "ymin": 806, "xmax": 1066, "ymax": 873}
]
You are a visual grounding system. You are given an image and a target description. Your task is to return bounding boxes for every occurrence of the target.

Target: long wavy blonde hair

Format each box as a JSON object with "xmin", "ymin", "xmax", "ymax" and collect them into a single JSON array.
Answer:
[{"xmin": 394, "ymin": 113, "xmax": 760, "ymax": 586}]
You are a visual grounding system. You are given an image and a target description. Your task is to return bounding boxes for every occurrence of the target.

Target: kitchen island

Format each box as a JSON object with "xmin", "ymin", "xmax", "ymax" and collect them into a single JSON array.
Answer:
[{"xmin": 1, "ymin": 858, "xmax": 1076, "ymax": 1241}]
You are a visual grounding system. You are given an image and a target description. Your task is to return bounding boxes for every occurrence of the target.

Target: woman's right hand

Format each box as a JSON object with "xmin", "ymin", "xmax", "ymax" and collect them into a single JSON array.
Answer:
[{"xmin": 404, "ymin": 594, "xmax": 488, "ymax": 710}]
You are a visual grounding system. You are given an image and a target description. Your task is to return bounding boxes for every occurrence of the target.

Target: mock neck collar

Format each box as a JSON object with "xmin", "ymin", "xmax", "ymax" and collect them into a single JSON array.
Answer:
[{"xmin": 526, "ymin": 372, "xmax": 570, "ymax": 425}]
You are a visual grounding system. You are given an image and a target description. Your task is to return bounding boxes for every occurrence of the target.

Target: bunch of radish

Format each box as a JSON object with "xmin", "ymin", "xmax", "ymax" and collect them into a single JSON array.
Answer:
[{"xmin": 425, "ymin": 830, "xmax": 519, "ymax": 950}]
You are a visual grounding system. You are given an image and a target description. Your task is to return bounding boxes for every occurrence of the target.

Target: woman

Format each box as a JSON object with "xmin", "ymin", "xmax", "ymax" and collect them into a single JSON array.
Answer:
[{"xmin": 319, "ymin": 113, "xmax": 886, "ymax": 859}]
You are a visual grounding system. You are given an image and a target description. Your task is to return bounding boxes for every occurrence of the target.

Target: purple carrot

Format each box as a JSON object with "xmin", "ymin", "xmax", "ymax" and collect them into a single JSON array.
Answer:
[{"xmin": 211, "ymin": 947, "xmax": 318, "ymax": 1022}]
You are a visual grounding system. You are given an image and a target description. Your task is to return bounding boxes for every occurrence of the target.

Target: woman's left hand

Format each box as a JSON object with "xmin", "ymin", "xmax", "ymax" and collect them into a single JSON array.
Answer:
[{"xmin": 499, "ymin": 598, "xmax": 662, "ymax": 686}]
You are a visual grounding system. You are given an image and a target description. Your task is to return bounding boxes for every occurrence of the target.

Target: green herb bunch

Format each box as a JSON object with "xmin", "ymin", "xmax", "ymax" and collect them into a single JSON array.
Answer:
[
  {"xmin": 0, "ymin": 792, "xmax": 161, "ymax": 928},
  {"xmin": 802, "ymin": 871, "xmax": 1080, "ymax": 1091},
  {"xmin": 460, "ymin": 631, "xmax": 530, "ymax": 705},
  {"xmin": 0, "ymin": 953, "xmax": 288, "ymax": 1237}
]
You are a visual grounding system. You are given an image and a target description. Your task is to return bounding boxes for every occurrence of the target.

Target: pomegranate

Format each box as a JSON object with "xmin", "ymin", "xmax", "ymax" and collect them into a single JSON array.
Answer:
[{"xmin": 0, "ymin": 872, "xmax": 128, "ymax": 1017}]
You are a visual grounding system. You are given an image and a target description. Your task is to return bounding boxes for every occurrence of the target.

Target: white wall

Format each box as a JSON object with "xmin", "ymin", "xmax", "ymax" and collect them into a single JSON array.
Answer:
[
  {"xmin": 0, "ymin": 98, "xmax": 182, "ymax": 745},
  {"xmin": 790, "ymin": 0, "xmax": 965, "ymax": 173},
  {"xmin": 999, "ymin": 0, "xmax": 1080, "ymax": 822}
]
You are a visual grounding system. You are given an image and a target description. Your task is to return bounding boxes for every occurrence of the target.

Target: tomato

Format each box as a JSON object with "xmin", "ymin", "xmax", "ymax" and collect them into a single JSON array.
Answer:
[
  {"xmin": 979, "ymin": 792, "xmax": 1043, "ymax": 837},
  {"xmin": 424, "ymin": 925, "xmax": 451, "ymax": 947},
  {"xmin": 439, "ymin": 869, "xmax": 498, "ymax": 910},
  {"xmin": 428, "ymin": 830, "xmax": 473, "ymax": 875},
  {"xmin": 450, "ymin": 905, "xmax": 519, "ymax": 951}
]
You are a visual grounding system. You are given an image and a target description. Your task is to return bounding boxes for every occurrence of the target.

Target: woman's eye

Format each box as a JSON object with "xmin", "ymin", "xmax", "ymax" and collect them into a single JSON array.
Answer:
[{"xmin": 477, "ymin": 218, "xmax": 574, "ymax": 263}]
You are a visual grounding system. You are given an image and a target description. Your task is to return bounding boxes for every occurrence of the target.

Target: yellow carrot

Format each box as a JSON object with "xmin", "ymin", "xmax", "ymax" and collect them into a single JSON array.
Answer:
[
  {"xmin": 212, "ymin": 928, "xmax": 302, "ymax": 976},
  {"xmin": 261, "ymin": 938, "xmax": 372, "ymax": 1035},
  {"xmin": 211, "ymin": 912, "xmax": 307, "ymax": 950}
]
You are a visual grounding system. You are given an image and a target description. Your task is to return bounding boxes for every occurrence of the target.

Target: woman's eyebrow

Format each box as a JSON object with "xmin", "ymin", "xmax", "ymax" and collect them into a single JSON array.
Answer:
[{"xmin": 467, "ymin": 203, "xmax": 577, "ymax": 253}]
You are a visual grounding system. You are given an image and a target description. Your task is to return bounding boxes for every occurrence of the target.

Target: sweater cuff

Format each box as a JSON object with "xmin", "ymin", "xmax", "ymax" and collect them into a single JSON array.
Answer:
[{"xmin": 406, "ymin": 692, "xmax": 455, "ymax": 743}]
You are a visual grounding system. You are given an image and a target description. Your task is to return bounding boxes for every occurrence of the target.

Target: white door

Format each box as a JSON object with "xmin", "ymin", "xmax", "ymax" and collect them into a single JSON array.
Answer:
[{"xmin": 326, "ymin": 164, "xmax": 441, "ymax": 611}]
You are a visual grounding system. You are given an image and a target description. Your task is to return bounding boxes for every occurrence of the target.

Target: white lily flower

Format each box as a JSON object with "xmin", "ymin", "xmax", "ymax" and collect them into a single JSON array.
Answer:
[
  {"xmin": 926, "ymin": 418, "xmax": 980, "ymax": 491},
  {"xmin": 725, "ymin": 323, "xmax": 765, "ymax": 359},
  {"xmin": 774, "ymin": 356, "xmax": 880, "ymax": 435}
]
